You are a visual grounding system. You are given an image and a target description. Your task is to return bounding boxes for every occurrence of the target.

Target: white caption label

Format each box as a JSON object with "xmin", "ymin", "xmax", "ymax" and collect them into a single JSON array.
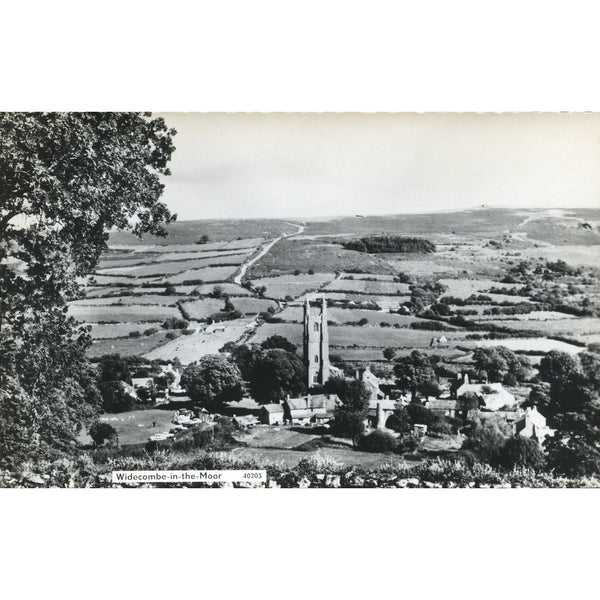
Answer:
[{"xmin": 112, "ymin": 470, "xmax": 267, "ymax": 484}]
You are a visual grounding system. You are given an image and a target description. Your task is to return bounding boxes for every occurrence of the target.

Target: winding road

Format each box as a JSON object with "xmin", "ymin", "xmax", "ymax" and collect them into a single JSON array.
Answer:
[{"xmin": 233, "ymin": 222, "xmax": 305, "ymax": 284}]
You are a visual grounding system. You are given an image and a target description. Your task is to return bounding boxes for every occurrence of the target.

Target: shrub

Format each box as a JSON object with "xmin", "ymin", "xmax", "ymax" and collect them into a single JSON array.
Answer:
[
  {"xmin": 88, "ymin": 421, "xmax": 117, "ymax": 447},
  {"xmin": 128, "ymin": 330, "xmax": 141, "ymax": 338},
  {"xmin": 498, "ymin": 436, "xmax": 546, "ymax": 471},
  {"xmin": 143, "ymin": 327, "xmax": 158, "ymax": 336},
  {"xmin": 357, "ymin": 430, "xmax": 398, "ymax": 453},
  {"xmin": 165, "ymin": 331, "xmax": 177, "ymax": 341}
]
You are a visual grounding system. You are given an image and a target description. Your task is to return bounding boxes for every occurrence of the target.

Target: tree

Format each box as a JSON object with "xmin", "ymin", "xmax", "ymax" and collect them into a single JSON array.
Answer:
[
  {"xmin": 224, "ymin": 296, "xmax": 235, "ymax": 312},
  {"xmin": 89, "ymin": 421, "xmax": 117, "ymax": 447},
  {"xmin": 260, "ymin": 335, "xmax": 297, "ymax": 354},
  {"xmin": 473, "ymin": 346, "xmax": 531, "ymax": 383},
  {"xmin": 99, "ymin": 381, "xmax": 135, "ymax": 413},
  {"xmin": 164, "ymin": 283, "xmax": 176, "ymax": 296},
  {"xmin": 383, "ymin": 347, "xmax": 396, "ymax": 362},
  {"xmin": 0, "ymin": 113, "xmax": 176, "ymax": 466},
  {"xmin": 461, "ymin": 417, "xmax": 512, "ymax": 465},
  {"xmin": 498, "ymin": 436, "xmax": 546, "ymax": 471},
  {"xmin": 196, "ymin": 234, "xmax": 210, "ymax": 244},
  {"xmin": 358, "ymin": 430, "xmax": 398, "ymax": 453},
  {"xmin": 394, "ymin": 351, "xmax": 436, "ymax": 400},
  {"xmin": 248, "ymin": 349, "xmax": 307, "ymax": 404},
  {"xmin": 326, "ymin": 377, "xmax": 370, "ymax": 444},
  {"xmin": 418, "ymin": 379, "xmax": 441, "ymax": 398},
  {"xmin": 386, "ymin": 405, "xmax": 413, "ymax": 434},
  {"xmin": 181, "ymin": 355, "xmax": 244, "ymax": 411},
  {"xmin": 524, "ymin": 383, "xmax": 551, "ymax": 411},
  {"xmin": 539, "ymin": 351, "xmax": 600, "ymax": 475}
]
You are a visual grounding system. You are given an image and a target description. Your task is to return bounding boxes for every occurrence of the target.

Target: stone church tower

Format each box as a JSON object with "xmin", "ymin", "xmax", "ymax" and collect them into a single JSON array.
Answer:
[{"xmin": 303, "ymin": 296, "xmax": 330, "ymax": 387}]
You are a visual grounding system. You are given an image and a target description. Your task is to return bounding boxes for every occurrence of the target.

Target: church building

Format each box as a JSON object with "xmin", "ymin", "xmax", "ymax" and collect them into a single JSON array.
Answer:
[{"xmin": 303, "ymin": 296, "xmax": 331, "ymax": 387}]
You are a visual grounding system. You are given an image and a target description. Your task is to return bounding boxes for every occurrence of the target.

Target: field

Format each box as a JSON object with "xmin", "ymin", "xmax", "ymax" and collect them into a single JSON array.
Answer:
[
  {"xmin": 230, "ymin": 297, "xmax": 279, "ymax": 314},
  {"xmin": 68, "ymin": 304, "xmax": 181, "ymax": 323},
  {"xmin": 324, "ymin": 278, "xmax": 410, "ymax": 294},
  {"xmin": 157, "ymin": 265, "xmax": 238, "ymax": 284},
  {"xmin": 249, "ymin": 322, "xmax": 473, "ymax": 349},
  {"xmin": 277, "ymin": 306, "xmax": 433, "ymax": 327},
  {"xmin": 91, "ymin": 410, "xmax": 176, "ymax": 446},
  {"xmin": 465, "ymin": 338, "xmax": 584, "ymax": 354},
  {"xmin": 70, "ymin": 294, "xmax": 182, "ymax": 306},
  {"xmin": 87, "ymin": 331, "xmax": 178, "ymax": 358},
  {"xmin": 222, "ymin": 426, "xmax": 462, "ymax": 468},
  {"xmin": 143, "ymin": 318, "xmax": 256, "ymax": 363},
  {"xmin": 98, "ymin": 255, "xmax": 247, "ymax": 277},
  {"xmin": 250, "ymin": 272, "xmax": 336, "ymax": 299},
  {"xmin": 247, "ymin": 238, "xmax": 395, "ymax": 278},
  {"xmin": 180, "ymin": 298, "xmax": 229, "ymax": 319}
]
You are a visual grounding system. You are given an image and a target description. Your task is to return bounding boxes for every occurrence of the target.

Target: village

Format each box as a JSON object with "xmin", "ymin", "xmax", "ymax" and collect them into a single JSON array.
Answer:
[{"xmin": 92, "ymin": 294, "xmax": 554, "ymax": 464}]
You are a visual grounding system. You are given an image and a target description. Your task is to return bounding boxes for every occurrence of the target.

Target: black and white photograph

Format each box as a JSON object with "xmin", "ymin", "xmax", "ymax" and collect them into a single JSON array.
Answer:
[
  {"xmin": 3, "ymin": 3, "xmax": 600, "ymax": 600},
  {"xmin": 2, "ymin": 111, "xmax": 600, "ymax": 488}
]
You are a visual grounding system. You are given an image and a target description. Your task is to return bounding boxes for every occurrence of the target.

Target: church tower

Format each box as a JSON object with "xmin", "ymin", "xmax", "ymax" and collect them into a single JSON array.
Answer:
[{"xmin": 303, "ymin": 295, "xmax": 330, "ymax": 387}]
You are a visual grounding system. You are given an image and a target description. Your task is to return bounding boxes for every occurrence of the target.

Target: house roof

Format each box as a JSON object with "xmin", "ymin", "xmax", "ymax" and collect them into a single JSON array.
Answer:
[
  {"xmin": 289, "ymin": 409, "xmax": 312, "ymax": 418},
  {"xmin": 234, "ymin": 415, "xmax": 260, "ymax": 425},
  {"xmin": 261, "ymin": 404, "xmax": 284, "ymax": 414},
  {"xmin": 132, "ymin": 377, "xmax": 153, "ymax": 387},
  {"xmin": 426, "ymin": 399, "xmax": 458, "ymax": 411}
]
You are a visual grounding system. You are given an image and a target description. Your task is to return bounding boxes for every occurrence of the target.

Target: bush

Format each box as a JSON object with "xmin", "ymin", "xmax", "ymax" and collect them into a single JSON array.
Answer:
[
  {"xmin": 165, "ymin": 331, "xmax": 177, "ymax": 341},
  {"xmin": 143, "ymin": 327, "xmax": 158, "ymax": 336},
  {"xmin": 128, "ymin": 330, "xmax": 141, "ymax": 338},
  {"xmin": 358, "ymin": 430, "xmax": 398, "ymax": 453},
  {"xmin": 88, "ymin": 421, "xmax": 117, "ymax": 447},
  {"xmin": 498, "ymin": 436, "xmax": 546, "ymax": 471}
]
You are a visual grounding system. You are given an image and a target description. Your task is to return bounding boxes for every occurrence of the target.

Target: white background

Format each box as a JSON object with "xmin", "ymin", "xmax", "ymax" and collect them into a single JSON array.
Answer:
[{"xmin": 2, "ymin": 2, "xmax": 600, "ymax": 599}]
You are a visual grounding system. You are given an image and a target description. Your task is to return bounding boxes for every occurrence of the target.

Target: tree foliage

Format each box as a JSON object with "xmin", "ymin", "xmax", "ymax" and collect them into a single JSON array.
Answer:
[
  {"xmin": 247, "ymin": 349, "xmax": 307, "ymax": 404},
  {"xmin": 325, "ymin": 377, "xmax": 370, "ymax": 444},
  {"xmin": 181, "ymin": 355, "xmax": 244, "ymax": 411},
  {"xmin": 393, "ymin": 350, "xmax": 436, "ymax": 399},
  {"xmin": 341, "ymin": 236, "xmax": 435, "ymax": 254},
  {"xmin": 472, "ymin": 346, "xmax": 531, "ymax": 383},
  {"xmin": 0, "ymin": 113, "xmax": 176, "ymax": 466},
  {"xmin": 88, "ymin": 421, "xmax": 117, "ymax": 447},
  {"xmin": 260, "ymin": 335, "xmax": 297, "ymax": 354},
  {"xmin": 539, "ymin": 351, "xmax": 600, "ymax": 475}
]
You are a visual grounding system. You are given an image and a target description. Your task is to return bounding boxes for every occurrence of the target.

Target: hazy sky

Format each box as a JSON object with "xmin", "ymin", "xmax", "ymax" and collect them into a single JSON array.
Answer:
[{"xmin": 156, "ymin": 113, "xmax": 600, "ymax": 220}]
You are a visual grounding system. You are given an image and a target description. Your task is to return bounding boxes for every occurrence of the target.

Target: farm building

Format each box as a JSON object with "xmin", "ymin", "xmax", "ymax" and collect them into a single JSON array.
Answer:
[
  {"xmin": 131, "ymin": 377, "xmax": 154, "ymax": 389},
  {"xmin": 514, "ymin": 407, "xmax": 555, "ymax": 446},
  {"xmin": 425, "ymin": 398, "xmax": 458, "ymax": 418},
  {"xmin": 452, "ymin": 374, "xmax": 516, "ymax": 411},
  {"xmin": 233, "ymin": 415, "xmax": 260, "ymax": 430},
  {"xmin": 366, "ymin": 398, "xmax": 396, "ymax": 428},
  {"xmin": 259, "ymin": 404, "xmax": 285, "ymax": 425},
  {"xmin": 356, "ymin": 366, "xmax": 387, "ymax": 403},
  {"xmin": 259, "ymin": 394, "xmax": 340, "ymax": 425}
]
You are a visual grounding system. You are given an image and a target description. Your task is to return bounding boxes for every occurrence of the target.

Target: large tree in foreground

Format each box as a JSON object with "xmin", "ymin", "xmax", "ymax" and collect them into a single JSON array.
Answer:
[{"xmin": 0, "ymin": 113, "xmax": 176, "ymax": 467}]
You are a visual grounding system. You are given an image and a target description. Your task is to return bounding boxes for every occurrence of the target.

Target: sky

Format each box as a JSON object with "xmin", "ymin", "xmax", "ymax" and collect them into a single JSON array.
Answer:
[{"xmin": 156, "ymin": 113, "xmax": 600, "ymax": 220}]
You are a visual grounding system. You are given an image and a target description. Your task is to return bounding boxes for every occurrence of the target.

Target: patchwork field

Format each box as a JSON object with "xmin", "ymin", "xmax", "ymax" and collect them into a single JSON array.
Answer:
[{"xmin": 77, "ymin": 209, "xmax": 600, "ymax": 366}]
